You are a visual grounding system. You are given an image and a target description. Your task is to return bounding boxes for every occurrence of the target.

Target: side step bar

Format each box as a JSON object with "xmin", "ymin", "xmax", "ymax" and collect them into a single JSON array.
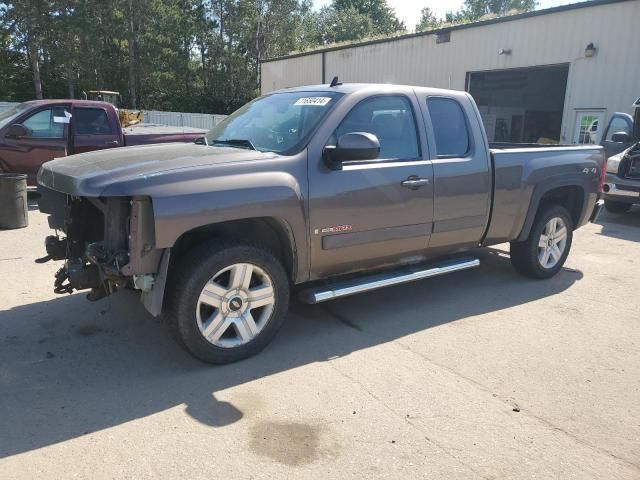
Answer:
[{"xmin": 300, "ymin": 257, "xmax": 480, "ymax": 304}]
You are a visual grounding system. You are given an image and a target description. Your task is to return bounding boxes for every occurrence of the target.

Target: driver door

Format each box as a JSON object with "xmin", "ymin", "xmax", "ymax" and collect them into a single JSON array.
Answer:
[
  {"xmin": 308, "ymin": 94, "xmax": 434, "ymax": 279},
  {"xmin": 601, "ymin": 113, "xmax": 634, "ymax": 159},
  {"xmin": 0, "ymin": 105, "xmax": 70, "ymax": 184}
]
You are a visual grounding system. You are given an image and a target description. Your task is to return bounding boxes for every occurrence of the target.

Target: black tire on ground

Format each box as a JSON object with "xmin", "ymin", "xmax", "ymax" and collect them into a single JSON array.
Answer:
[
  {"xmin": 510, "ymin": 204, "xmax": 573, "ymax": 279},
  {"xmin": 164, "ymin": 241, "xmax": 290, "ymax": 364},
  {"xmin": 604, "ymin": 200, "xmax": 632, "ymax": 214}
]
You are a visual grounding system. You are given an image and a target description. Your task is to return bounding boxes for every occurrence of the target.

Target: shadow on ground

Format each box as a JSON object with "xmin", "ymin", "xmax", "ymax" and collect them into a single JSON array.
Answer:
[
  {"xmin": 595, "ymin": 206, "xmax": 640, "ymax": 242},
  {"xmin": 0, "ymin": 248, "xmax": 582, "ymax": 458}
]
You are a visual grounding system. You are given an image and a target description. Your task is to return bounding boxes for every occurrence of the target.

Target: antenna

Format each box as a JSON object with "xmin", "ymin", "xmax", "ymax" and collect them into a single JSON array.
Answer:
[{"xmin": 329, "ymin": 76, "xmax": 342, "ymax": 87}]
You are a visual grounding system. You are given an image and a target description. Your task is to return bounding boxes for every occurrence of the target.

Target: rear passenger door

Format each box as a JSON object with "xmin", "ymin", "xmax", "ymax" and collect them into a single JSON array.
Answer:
[
  {"xmin": 71, "ymin": 106, "xmax": 121, "ymax": 154},
  {"xmin": 417, "ymin": 95, "xmax": 491, "ymax": 252}
]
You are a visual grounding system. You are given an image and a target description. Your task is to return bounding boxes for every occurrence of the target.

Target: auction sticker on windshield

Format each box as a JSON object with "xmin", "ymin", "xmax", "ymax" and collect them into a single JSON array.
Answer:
[{"xmin": 294, "ymin": 97, "xmax": 332, "ymax": 106}]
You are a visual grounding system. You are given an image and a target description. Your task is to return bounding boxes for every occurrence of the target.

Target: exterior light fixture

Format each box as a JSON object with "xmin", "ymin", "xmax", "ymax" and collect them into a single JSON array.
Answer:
[
  {"xmin": 498, "ymin": 48, "xmax": 512, "ymax": 55},
  {"xmin": 585, "ymin": 43, "xmax": 597, "ymax": 57}
]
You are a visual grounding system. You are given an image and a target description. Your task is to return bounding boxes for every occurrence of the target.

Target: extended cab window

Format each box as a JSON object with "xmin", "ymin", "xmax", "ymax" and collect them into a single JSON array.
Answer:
[
  {"xmin": 22, "ymin": 107, "xmax": 67, "ymax": 139},
  {"xmin": 336, "ymin": 96, "xmax": 419, "ymax": 160},
  {"xmin": 74, "ymin": 108, "xmax": 113, "ymax": 135},
  {"xmin": 427, "ymin": 97, "xmax": 470, "ymax": 157}
]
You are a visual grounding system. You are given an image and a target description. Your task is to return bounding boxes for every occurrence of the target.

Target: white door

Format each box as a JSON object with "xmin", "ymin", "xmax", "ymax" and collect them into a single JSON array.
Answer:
[{"xmin": 573, "ymin": 110, "xmax": 605, "ymax": 144}]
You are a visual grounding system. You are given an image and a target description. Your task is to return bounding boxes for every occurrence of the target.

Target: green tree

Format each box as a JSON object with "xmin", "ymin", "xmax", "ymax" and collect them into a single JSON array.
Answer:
[
  {"xmin": 415, "ymin": 6, "xmax": 442, "ymax": 31},
  {"xmin": 333, "ymin": 0, "xmax": 404, "ymax": 35},
  {"xmin": 448, "ymin": 0, "xmax": 537, "ymax": 23}
]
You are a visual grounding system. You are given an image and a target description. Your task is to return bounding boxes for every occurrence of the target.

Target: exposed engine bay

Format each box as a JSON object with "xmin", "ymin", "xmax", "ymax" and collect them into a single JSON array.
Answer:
[{"xmin": 38, "ymin": 187, "xmax": 163, "ymax": 301}]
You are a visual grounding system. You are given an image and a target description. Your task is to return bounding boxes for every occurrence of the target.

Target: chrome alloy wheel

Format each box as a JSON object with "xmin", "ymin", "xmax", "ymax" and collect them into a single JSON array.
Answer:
[
  {"xmin": 537, "ymin": 217, "xmax": 568, "ymax": 269},
  {"xmin": 196, "ymin": 263, "xmax": 275, "ymax": 348}
]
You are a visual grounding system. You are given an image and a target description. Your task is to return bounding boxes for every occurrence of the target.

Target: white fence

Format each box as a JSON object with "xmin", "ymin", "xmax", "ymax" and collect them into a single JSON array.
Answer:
[
  {"xmin": 143, "ymin": 110, "xmax": 227, "ymax": 130},
  {"xmin": 0, "ymin": 102, "xmax": 226, "ymax": 130},
  {"xmin": 0, "ymin": 102, "xmax": 17, "ymax": 114}
]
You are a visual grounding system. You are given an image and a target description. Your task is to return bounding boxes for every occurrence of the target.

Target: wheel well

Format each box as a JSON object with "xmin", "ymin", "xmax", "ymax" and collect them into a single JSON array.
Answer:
[
  {"xmin": 538, "ymin": 185, "xmax": 585, "ymax": 228},
  {"xmin": 170, "ymin": 217, "xmax": 297, "ymax": 282}
]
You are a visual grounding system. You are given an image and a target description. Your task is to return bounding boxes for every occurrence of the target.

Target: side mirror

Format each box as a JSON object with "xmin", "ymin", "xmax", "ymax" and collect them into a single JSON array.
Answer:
[
  {"xmin": 323, "ymin": 132, "xmax": 380, "ymax": 170},
  {"xmin": 611, "ymin": 131, "xmax": 631, "ymax": 143},
  {"xmin": 5, "ymin": 124, "xmax": 30, "ymax": 139}
]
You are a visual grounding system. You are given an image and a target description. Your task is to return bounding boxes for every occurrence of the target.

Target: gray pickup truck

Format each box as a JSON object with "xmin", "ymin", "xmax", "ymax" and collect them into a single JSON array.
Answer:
[{"xmin": 37, "ymin": 83, "xmax": 605, "ymax": 364}]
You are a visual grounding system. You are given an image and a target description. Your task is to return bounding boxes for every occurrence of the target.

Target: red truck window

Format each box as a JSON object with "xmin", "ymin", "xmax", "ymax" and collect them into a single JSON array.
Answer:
[
  {"xmin": 74, "ymin": 108, "xmax": 114, "ymax": 135},
  {"xmin": 23, "ymin": 108, "xmax": 66, "ymax": 139}
]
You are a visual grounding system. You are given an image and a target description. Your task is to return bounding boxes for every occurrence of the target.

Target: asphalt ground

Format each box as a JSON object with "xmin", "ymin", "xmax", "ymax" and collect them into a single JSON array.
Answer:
[{"xmin": 1, "ymin": 204, "xmax": 639, "ymax": 479}]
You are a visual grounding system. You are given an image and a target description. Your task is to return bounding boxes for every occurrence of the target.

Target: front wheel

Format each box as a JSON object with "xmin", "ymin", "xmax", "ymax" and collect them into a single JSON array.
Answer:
[
  {"xmin": 510, "ymin": 205, "xmax": 573, "ymax": 279},
  {"xmin": 604, "ymin": 200, "xmax": 632, "ymax": 214},
  {"xmin": 165, "ymin": 242, "xmax": 290, "ymax": 364}
]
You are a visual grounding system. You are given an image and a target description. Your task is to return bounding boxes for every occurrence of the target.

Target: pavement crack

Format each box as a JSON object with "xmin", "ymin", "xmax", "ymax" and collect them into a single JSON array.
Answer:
[
  {"xmin": 319, "ymin": 307, "xmax": 640, "ymax": 474},
  {"xmin": 321, "ymin": 305, "xmax": 363, "ymax": 331},
  {"xmin": 390, "ymin": 337, "xmax": 640, "ymax": 473},
  {"xmin": 325, "ymin": 360, "xmax": 490, "ymax": 480}
]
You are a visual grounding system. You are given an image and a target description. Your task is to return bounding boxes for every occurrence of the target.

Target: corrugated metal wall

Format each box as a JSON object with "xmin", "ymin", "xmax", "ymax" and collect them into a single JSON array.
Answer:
[
  {"xmin": 260, "ymin": 53, "xmax": 324, "ymax": 93},
  {"xmin": 261, "ymin": 0, "xmax": 640, "ymax": 143}
]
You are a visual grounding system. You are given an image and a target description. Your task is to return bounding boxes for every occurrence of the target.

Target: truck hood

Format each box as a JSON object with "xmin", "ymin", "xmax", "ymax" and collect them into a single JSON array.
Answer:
[{"xmin": 38, "ymin": 143, "xmax": 279, "ymax": 196}]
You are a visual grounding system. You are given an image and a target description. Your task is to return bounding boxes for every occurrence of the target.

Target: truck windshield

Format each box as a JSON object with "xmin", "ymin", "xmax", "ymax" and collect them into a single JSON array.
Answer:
[
  {"xmin": 206, "ymin": 91, "xmax": 343, "ymax": 154},
  {"xmin": 0, "ymin": 103, "xmax": 28, "ymax": 130}
]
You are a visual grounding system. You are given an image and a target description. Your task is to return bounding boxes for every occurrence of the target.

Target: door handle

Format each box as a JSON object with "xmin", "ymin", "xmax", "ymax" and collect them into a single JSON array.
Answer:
[
  {"xmin": 401, "ymin": 176, "xmax": 430, "ymax": 189},
  {"xmin": 104, "ymin": 140, "xmax": 119, "ymax": 146}
]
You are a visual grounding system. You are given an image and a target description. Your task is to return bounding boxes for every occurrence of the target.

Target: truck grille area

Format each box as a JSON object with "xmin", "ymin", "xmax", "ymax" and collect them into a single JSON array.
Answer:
[{"xmin": 38, "ymin": 187, "xmax": 131, "ymax": 297}]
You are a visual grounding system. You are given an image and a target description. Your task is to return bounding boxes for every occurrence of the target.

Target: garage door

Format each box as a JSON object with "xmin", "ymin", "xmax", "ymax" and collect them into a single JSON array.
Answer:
[{"xmin": 466, "ymin": 64, "xmax": 569, "ymax": 145}]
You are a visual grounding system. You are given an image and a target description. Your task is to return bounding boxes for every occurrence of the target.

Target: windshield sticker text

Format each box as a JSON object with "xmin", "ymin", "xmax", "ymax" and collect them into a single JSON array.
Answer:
[{"xmin": 294, "ymin": 97, "xmax": 332, "ymax": 107}]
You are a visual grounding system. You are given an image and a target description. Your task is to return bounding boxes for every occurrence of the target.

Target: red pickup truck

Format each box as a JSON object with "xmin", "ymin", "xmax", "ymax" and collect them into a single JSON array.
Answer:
[{"xmin": 0, "ymin": 100, "xmax": 207, "ymax": 184}]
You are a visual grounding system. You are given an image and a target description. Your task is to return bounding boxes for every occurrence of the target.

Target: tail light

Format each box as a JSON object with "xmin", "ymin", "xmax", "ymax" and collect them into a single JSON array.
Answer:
[{"xmin": 598, "ymin": 154, "xmax": 607, "ymax": 193}]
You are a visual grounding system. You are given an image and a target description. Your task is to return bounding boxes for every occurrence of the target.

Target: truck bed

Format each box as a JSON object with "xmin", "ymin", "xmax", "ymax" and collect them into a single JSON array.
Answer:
[
  {"xmin": 485, "ymin": 144, "xmax": 603, "ymax": 245},
  {"xmin": 122, "ymin": 123, "xmax": 206, "ymax": 146}
]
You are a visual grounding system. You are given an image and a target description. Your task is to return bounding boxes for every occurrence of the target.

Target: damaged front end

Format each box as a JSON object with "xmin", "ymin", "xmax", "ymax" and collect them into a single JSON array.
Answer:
[{"xmin": 38, "ymin": 188, "xmax": 164, "ymax": 304}]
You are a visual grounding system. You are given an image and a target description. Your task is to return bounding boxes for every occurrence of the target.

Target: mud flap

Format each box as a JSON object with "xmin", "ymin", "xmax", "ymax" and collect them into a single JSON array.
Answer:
[
  {"xmin": 141, "ymin": 249, "xmax": 170, "ymax": 317},
  {"xmin": 590, "ymin": 200, "xmax": 604, "ymax": 223}
]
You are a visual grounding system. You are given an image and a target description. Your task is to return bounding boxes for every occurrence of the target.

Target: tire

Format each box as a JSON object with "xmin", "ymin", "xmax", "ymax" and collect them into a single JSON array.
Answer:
[
  {"xmin": 510, "ymin": 205, "xmax": 573, "ymax": 279},
  {"xmin": 604, "ymin": 200, "xmax": 632, "ymax": 214},
  {"xmin": 164, "ymin": 241, "xmax": 290, "ymax": 364}
]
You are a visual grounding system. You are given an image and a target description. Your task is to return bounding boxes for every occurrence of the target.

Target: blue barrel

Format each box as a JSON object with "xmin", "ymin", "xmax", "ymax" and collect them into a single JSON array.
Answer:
[{"xmin": 0, "ymin": 173, "xmax": 28, "ymax": 229}]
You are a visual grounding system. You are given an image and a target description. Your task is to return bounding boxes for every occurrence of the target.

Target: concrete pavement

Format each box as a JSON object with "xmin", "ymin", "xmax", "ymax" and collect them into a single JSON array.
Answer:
[{"xmin": 1, "ymin": 206, "xmax": 639, "ymax": 479}]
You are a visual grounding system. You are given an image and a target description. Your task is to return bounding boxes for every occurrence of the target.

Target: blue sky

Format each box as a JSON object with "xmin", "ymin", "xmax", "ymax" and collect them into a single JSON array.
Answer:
[{"xmin": 313, "ymin": 0, "xmax": 573, "ymax": 29}]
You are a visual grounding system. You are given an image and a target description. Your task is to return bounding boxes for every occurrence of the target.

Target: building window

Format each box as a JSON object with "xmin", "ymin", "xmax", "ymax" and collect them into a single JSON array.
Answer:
[{"xmin": 573, "ymin": 110, "xmax": 605, "ymax": 144}]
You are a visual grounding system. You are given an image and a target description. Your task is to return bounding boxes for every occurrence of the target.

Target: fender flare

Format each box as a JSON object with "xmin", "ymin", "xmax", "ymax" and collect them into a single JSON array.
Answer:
[{"xmin": 516, "ymin": 175, "xmax": 591, "ymax": 242}]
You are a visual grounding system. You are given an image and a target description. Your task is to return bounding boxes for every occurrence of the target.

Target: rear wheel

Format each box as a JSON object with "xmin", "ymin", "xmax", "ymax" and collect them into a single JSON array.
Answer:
[
  {"xmin": 165, "ymin": 242, "xmax": 290, "ymax": 364},
  {"xmin": 604, "ymin": 200, "xmax": 632, "ymax": 214},
  {"xmin": 510, "ymin": 205, "xmax": 573, "ymax": 279}
]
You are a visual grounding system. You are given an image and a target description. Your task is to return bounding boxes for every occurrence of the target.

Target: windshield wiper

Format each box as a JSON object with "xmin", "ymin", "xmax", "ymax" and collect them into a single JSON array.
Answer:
[{"xmin": 211, "ymin": 139, "xmax": 256, "ymax": 150}]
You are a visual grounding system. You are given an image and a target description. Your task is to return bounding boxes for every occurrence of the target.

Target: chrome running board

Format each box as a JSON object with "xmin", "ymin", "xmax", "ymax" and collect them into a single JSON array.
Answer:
[{"xmin": 300, "ymin": 257, "xmax": 480, "ymax": 304}]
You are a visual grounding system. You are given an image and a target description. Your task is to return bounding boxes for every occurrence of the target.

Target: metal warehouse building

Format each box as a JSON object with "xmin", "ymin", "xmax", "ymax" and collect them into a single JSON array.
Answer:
[{"xmin": 261, "ymin": 0, "xmax": 639, "ymax": 146}]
